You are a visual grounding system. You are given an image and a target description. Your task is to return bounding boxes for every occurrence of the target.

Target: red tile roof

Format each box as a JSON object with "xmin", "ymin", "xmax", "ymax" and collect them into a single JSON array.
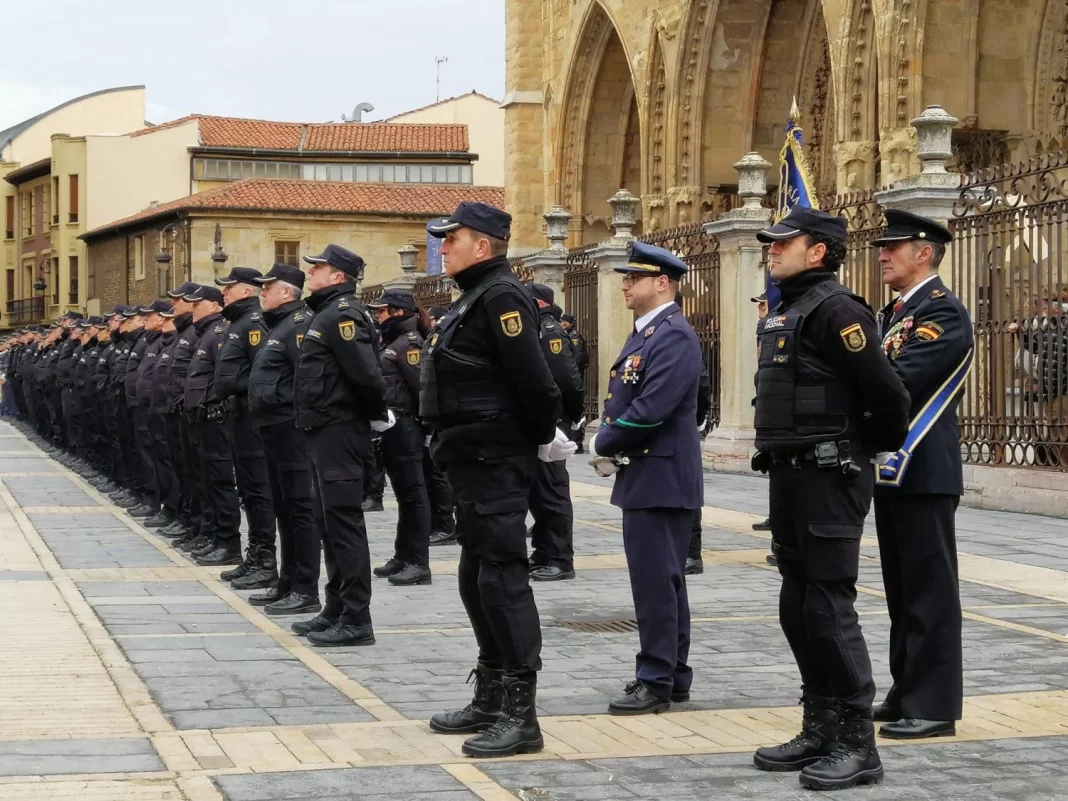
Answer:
[
  {"xmin": 81, "ymin": 179, "xmax": 504, "ymax": 239},
  {"xmin": 132, "ymin": 115, "xmax": 468, "ymax": 153}
]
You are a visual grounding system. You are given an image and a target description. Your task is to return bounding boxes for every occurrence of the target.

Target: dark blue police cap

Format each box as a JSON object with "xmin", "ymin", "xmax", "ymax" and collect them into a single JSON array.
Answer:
[
  {"xmin": 185, "ymin": 285, "xmax": 225, "ymax": 305},
  {"xmin": 529, "ymin": 283, "xmax": 555, "ymax": 305},
  {"xmin": 104, "ymin": 304, "xmax": 126, "ymax": 319},
  {"xmin": 255, "ymin": 263, "xmax": 306, "ymax": 290},
  {"xmin": 139, "ymin": 300, "xmax": 173, "ymax": 316},
  {"xmin": 367, "ymin": 289, "xmax": 417, "ymax": 312},
  {"xmin": 427, "ymin": 202, "xmax": 511, "ymax": 241},
  {"xmin": 561, "ymin": 313, "xmax": 576, "ymax": 325},
  {"xmin": 756, "ymin": 207, "xmax": 847, "ymax": 244},
  {"xmin": 614, "ymin": 241, "xmax": 688, "ymax": 280},
  {"xmin": 62, "ymin": 311, "xmax": 84, "ymax": 321},
  {"xmin": 303, "ymin": 244, "xmax": 366, "ymax": 280},
  {"xmin": 871, "ymin": 209, "xmax": 952, "ymax": 247},
  {"xmin": 88, "ymin": 316, "xmax": 106, "ymax": 328},
  {"xmin": 215, "ymin": 267, "xmax": 264, "ymax": 287},
  {"xmin": 167, "ymin": 281, "xmax": 200, "ymax": 299},
  {"xmin": 120, "ymin": 305, "xmax": 143, "ymax": 319}
]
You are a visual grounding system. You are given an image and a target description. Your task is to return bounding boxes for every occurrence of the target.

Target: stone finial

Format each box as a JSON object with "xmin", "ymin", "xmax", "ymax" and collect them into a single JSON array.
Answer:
[
  {"xmin": 911, "ymin": 105, "xmax": 959, "ymax": 176},
  {"xmin": 734, "ymin": 152, "xmax": 773, "ymax": 210},
  {"xmin": 398, "ymin": 243, "xmax": 419, "ymax": 273},
  {"xmin": 607, "ymin": 189, "xmax": 640, "ymax": 240},
  {"xmin": 543, "ymin": 206, "xmax": 572, "ymax": 251}
]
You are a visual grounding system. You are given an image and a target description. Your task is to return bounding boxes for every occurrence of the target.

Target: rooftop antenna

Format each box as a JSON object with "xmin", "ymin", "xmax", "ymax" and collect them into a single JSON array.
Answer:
[
  {"xmin": 435, "ymin": 55, "xmax": 448, "ymax": 102},
  {"xmin": 342, "ymin": 102, "xmax": 375, "ymax": 123}
]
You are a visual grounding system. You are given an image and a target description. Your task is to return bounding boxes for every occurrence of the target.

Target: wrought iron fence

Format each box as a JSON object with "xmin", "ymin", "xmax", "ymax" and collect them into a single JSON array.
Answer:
[
  {"xmin": 509, "ymin": 256, "xmax": 534, "ymax": 284},
  {"xmin": 950, "ymin": 152, "xmax": 1068, "ymax": 470},
  {"xmin": 563, "ymin": 244, "xmax": 599, "ymax": 419},
  {"xmin": 639, "ymin": 223, "xmax": 722, "ymax": 427},
  {"xmin": 360, "ymin": 284, "xmax": 384, "ymax": 306},
  {"xmin": 819, "ymin": 190, "xmax": 891, "ymax": 310},
  {"xmin": 412, "ymin": 274, "xmax": 454, "ymax": 310},
  {"xmin": 5, "ymin": 297, "xmax": 45, "ymax": 326}
]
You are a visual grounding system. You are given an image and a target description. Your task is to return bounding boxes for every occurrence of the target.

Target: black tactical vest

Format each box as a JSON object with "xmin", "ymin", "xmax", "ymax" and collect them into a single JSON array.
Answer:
[
  {"xmin": 419, "ymin": 277, "xmax": 523, "ymax": 426},
  {"xmin": 754, "ymin": 281, "xmax": 861, "ymax": 452}
]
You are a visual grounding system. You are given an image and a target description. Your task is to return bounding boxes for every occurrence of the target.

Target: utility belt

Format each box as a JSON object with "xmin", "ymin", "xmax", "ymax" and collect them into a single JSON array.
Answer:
[
  {"xmin": 752, "ymin": 439, "xmax": 864, "ymax": 480},
  {"xmin": 224, "ymin": 396, "xmax": 248, "ymax": 412},
  {"xmin": 189, "ymin": 402, "xmax": 227, "ymax": 424}
]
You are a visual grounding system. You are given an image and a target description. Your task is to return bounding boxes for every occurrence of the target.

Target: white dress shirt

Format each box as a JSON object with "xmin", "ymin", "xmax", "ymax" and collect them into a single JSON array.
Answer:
[{"xmin": 634, "ymin": 301, "xmax": 676, "ymax": 334}]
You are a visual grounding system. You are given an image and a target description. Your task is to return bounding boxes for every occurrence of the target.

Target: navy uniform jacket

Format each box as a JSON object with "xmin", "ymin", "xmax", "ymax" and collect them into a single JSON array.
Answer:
[
  {"xmin": 876, "ymin": 275, "xmax": 973, "ymax": 496},
  {"xmin": 595, "ymin": 303, "xmax": 704, "ymax": 510}
]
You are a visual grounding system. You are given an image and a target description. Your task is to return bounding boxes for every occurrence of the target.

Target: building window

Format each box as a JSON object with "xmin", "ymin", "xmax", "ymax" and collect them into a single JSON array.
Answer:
[
  {"xmin": 68, "ymin": 175, "xmax": 79, "ymax": 223},
  {"xmin": 21, "ymin": 192, "xmax": 33, "ymax": 237},
  {"xmin": 52, "ymin": 176, "xmax": 59, "ymax": 224},
  {"xmin": 4, "ymin": 197, "xmax": 13, "ymax": 239},
  {"xmin": 190, "ymin": 157, "xmax": 472, "ymax": 185},
  {"xmin": 134, "ymin": 236, "xmax": 145, "ymax": 280},
  {"xmin": 69, "ymin": 257, "xmax": 79, "ymax": 304},
  {"xmin": 50, "ymin": 261, "xmax": 59, "ymax": 306},
  {"xmin": 274, "ymin": 240, "xmax": 299, "ymax": 266},
  {"xmin": 43, "ymin": 185, "xmax": 50, "ymax": 229},
  {"xmin": 6, "ymin": 269, "xmax": 14, "ymax": 302}
]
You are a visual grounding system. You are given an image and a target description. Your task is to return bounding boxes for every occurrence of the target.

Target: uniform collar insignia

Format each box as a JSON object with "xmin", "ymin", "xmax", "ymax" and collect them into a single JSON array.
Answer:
[{"xmin": 644, "ymin": 326, "xmax": 656, "ymax": 337}]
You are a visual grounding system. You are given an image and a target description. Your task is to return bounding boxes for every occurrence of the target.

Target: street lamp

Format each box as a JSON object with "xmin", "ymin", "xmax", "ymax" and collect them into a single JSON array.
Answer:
[
  {"xmin": 32, "ymin": 256, "xmax": 48, "ymax": 293},
  {"xmin": 156, "ymin": 220, "xmax": 189, "ymax": 296}
]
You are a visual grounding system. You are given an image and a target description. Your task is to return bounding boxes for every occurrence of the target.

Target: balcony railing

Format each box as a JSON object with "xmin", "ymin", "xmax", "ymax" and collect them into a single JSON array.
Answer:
[{"xmin": 5, "ymin": 297, "xmax": 45, "ymax": 326}]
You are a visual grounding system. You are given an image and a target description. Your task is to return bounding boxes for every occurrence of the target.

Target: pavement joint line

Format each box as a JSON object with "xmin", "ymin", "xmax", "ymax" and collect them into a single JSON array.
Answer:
[{"xmin": 441, "ymin": 762, "xmax": 522, "ymax": 801}]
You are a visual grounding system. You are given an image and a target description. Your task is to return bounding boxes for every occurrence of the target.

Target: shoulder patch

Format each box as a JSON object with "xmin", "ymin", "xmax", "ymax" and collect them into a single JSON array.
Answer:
[
  {"xmin": 500, "ymin": 311, "xmax": 522, "ymax": 337},
  {"xmin": 915, "ymin": 321, "xmax": 945, "ymax": 341},
  {"xmin": 549, "ymin": 338, "xmax": 563, "ymax": 354},
  {"xmin": 338, "ymin": 320, "xmax": 355, "ymax": 341},
  {"xmin": 248, "ymin": 330, "xmax": 261, "ymax": 346},
  {"xmin": 406, "ymin": 349, "xmax": 420, "ymax": 366},
  {"xmin": 839, "ymin": 323, "xmax": 867, "ymax": 352}
]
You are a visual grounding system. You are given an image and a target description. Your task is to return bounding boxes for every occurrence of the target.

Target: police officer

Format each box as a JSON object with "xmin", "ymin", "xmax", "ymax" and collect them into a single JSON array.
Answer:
[
  {"xmin": 108, "ymin": 308, "xmax": 146, "ymax": 510},
  {"xmin": 586, "ymin": 242, "xmax": 702, "ymax": 717},
  {"xmin": 424, "ymin": 305, "xmax": 458, "ymax": 547},
  {"xmin": 181, "ymin": 285, "xmax": 243, "ymax": 563},
  {"xmin": 122, "ymin": 306, "xmax": 158, "ymax": 517},
  {"xmin": 215, "ymin": 267, "xmax": 277, "ymax": 586},
  {"xmin": 749, "ymin": 207, "xmax": 910, "ymax": 791},
  {"xmin": 870, "ymin": 210, "xmax": 972, "ymax": 739},
  {"xmin": 90, "ymin": 308, "xmax": 123, "ymax": 494},
  {"xmin": 421, "ymin": 202, "xmax": 568, "ymax": 758},
  {"xmin": 247, "ymin": 263, "xmax": 322, "ymax": 616},
  {"xmin": 560, "ymin": 313, "xmax": 589, "ymax": 453},
  {"xmin": 527, "ymin": 283, "xmax": 583, "ymax": 582},
  {"xmin": 129, "ymin": 301, "xmax": 171, "ymax": 522},
  {"xmin": 685, "ymin": 321, "xmax": 714, "ymax": 577},
  {"xmin": 292, "ymin": 244, "xmax": 387, "ymax": 648},
  {"xmin": 367, "ymin": 289, "xmax": 434, "ymax": 587}
]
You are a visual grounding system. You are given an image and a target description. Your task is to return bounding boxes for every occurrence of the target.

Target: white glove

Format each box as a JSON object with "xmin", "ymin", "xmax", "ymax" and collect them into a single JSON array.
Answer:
[
  {"xmin": 424, "ymin": 434, "xmax": 432, "ymax": 448},
  {"xmin": 570, "ymin": 416, "xmax": 587, "ymax": 432},
  {"xmin": 370, "ymin": 408, "xmax": 396, "ymax": 433},
  {"xmin": 874, "ymin": 451, "xmax": 894, "ymax": 466},
  {"xmin": 588, "ymin": 432, "xmax": 601, "ymax": 458},
  {"xmin": 539, "ymin": 427, "xmax": 577, "ymax": 462},
  {"xmin": 589, "ymin": 456, "xmax": 620, "ymax": 477}
]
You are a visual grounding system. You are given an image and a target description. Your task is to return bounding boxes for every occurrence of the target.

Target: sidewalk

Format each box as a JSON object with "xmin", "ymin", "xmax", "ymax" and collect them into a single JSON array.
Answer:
[{"xmin": 1, "ymin": 419, "xmax": 1067, "ymax": 800}]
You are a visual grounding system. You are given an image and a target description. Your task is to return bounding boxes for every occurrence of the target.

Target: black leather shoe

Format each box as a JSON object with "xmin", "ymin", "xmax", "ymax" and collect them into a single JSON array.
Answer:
[
  {"xmin": 766, "ymin": 553, "xmax": 779, "ymax": 566},
  {"xmin": 754, "ymin": 694, "xmax": 838, "ymax": 772},
  {"xmin": 178, "ymin": 535, "xmax": 209, "ymax": 554},
  {"xmin": 752, "ymin": 517, "xmax": 772, "ymax": 531},
  {"xmin": 878, "ymin": 718, "xmax": 955, "ymax": 739},
  {"xmin": 116, "ymin": 496, "xmax": 143, "ymax": 510},
  {"xmin": 684, "ymin": 558, "xmax": 703, "ymax": 575},
  {"xmin": 429, "ymin": 665, "xmax": 504, "ymax": 735},
  {"xmin": 461, "ymin": 675, "xmax": 543, "ymax": 758},
  {"xmin": 670, "ymin": 689, "xmax": 691, "ymax": 703},
  {"xmin": 307, "ymin": 622, "xmax": 375, "ymax": 647},
  {"xmin": 361, "ymin": 497, "xmax": 384, "ymax": 512},
  {"xmin": 248, "ymin": 585, "xmax": 287, "ymax": 607},
  {"xmin": 141, "ymin": 514, "xmax": 173, "ymax": 529},
  {"xmin": 429, "ymin": 530, "xmax": 457, "ymax": 546},
  {"xmin": 195, "ymin": 547, "xmax": 242, "ymax": 566},
  {"xmin": 127, "ymin": 504, "xmax": 157, "ymax": 518},
  {"xmin": 388, "ymin": 564, "xmax": 432, "ymax": 586},
  {"xmin": 192, "ymin": 539, "xmax": 218, "ymax": 558},
  {"xmin": 373, "ymin": 558, "xmax": 405, "ymax": 578},
  {"xmin": 220, "ymin": 556, "xmax": 252, "ymax": 582},
  {"xmin": 265, "ymin": 592, "xmax": 322, "ymax": 617},
  {"xmin": 231, "ymin": 567, "xmax": 278, "ymax": 591},
  {"xmin": 872, "ymin": 700, "xmax": 901, "ymax": 723},
  {"xmin": 608, "ymin": 680, "xmax": 670, "ymax": 716},
  {"xmin": 158, "ymin": 522, "xmax": 187, "ymax": 539},
  {"xmin": 98, "ymin": 481, "xmax": 121, "ymax": 494},
  {"xmin": 530, "ymin": 566, "xmax": 575, "ymax": 582},
  {"xmin": 799, "ymin": 709, "xmax": 883, "ymax": 790},
  {"xmin": 291, "ymin": 614, "xmax": 337, "ymax": 637}
]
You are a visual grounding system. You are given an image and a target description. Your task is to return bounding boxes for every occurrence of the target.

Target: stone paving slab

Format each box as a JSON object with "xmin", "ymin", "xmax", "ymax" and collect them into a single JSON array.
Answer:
[
  {"xmin": 214, "ymin": 765, "xmax": 479, "ymax": 801},
  {"xmin": 0, "ymin": 736, "xmax": 164, "ymax": 777}
]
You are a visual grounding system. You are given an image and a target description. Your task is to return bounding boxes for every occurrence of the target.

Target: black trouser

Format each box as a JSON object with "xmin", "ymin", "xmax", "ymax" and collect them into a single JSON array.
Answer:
[
  {"xmin": 528, "ymin": 459, "xmax": 574, "ymax": 570},
  {"xmin": 623, "ymin": 507, "xmax": 692, "ymax": 699},
  {"xmin": 166, "ymin": 413, "xmax": 199, "ymax": 528},
  {"xmin": 149, "ymin": 413, "xmax": 179, "ymax": 516},
  {"xmin": 874, "ymin": 492, "xmax": 962, "ymax": 721},
  {"xmin": 422, "ymin": 444, "xmax": 455, "ymax": 534},
  {"xmin": 770, "ymin": 459, "xmax": 875, "ymax": 710},
  {"xmin": 307, "ymin": 422, "xmax": 372, "ymax": 627},
  {"xmin": 228, "ymin": 406, "xmax": 276, "ymax": 557},
  {"xmin": 119, "ymin": 401, "xmax": 140, "ymax": 490},
  {"xmin": 134, "ymin": 406, "xmax": 160, "ymax": 506},
  {"xmin": 190, "ymin": 415, "xmax": 241, "ymax": 544},
  {"xmin": 49, "ymin": 390, "xmax": 65, "ymax": 447},
  {"xmin": 364, "ymin": 438, "xmax": 386, "ymax": 502},
  {"xmin": 381, "ymin": 414, "xmax": 431, "ymax": 568},
  {"xmin": 259, "ymin": 421, "xmax": 320, "ymax": 597},
  {"xmin": 447, "ymin": 454, "xmax": 542, "ymax": 677},
  {"xmin": 688, "ymin": 507, "xmax": 703, "ymax": 560}
]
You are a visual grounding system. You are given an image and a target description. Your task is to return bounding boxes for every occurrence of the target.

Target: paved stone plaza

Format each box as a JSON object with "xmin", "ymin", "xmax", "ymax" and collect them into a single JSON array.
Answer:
[{"xmin": 1, "ymin": 419, "xmax": 1068, "ymax": 800}]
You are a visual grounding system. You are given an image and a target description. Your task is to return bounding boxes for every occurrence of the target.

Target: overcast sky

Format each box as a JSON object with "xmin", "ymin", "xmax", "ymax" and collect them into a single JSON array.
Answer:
[{"xmin": 0, "ymin": 0, "xmax": 505, "ymax": 132}]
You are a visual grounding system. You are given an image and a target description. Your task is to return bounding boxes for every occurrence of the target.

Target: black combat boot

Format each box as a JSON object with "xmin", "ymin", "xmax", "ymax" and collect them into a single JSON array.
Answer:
[
  {"xmin": 753, "ymin": 694, "xmax": 838, "ymax": 771},
  {"xmin": 429, "ymin": 664, "xmax": 504, "ymax": 734},
  {"xmin": 799, "ymin": 706, "xmax": 884, "ymax": 791},
  {"xmin": 220, "ymin": 550, "xmax": 254, "ymax": 582},
  {"xmin": 231, "ymin": 548, "xmax": 278, "ymax": 590},
  {"xmin": 460, "ymin": 674, "xmax": 544, "ymax": 758}
]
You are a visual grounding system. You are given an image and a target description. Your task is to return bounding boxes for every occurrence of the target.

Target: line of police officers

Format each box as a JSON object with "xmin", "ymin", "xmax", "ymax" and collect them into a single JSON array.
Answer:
[{"xmin": 1, "ymin": 201, "xmax": 970, "ymax": 785}]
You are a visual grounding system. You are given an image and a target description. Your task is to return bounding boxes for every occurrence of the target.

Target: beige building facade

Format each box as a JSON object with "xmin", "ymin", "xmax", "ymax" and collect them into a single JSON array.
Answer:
[{"xmin": 503, "ymin": 0, "xmax": 1068, "ymax": 250}]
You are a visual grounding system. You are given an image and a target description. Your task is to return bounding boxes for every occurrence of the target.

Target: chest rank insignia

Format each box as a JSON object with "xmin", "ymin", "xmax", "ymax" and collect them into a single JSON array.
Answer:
[
  {"xmin": 296, "ymin": 333, "xmax": 304, "ymax": 347},
  {"xmin": 337, "ymin": 299, "xmax": 350, "ymax": 310},
  {"xmin": 549, "ymin": 338, "xmax": 563, "ymax": 354},
  {"xmin": 251, "ymin": 313, "xmax": 261, "ymax": 321},
  {"xmin": 338, "ymin": 320, "xmax": 356, "ymax": 341},
  {"xmin": 500, "ymin": 311, "xmax": 522, "ymax": 337},
  {"xmin": 644, "ymin": 326, "xmax": 656, "ymax": 337},
  {"xmin": 931, "ymin": 289, "xmax": 946, "ymax": 299},
  {"xmin": 248, "ymin": 330, "xmax": 261, "ymax": 346},
  {"xmin": 840, "ymin": 323, "xmax": 866, "ymax": 352},
  {"xmin": 214, "ymin": 325, "xmax": 224, "ymax": 334},
  {"xmin": 407, "ymin": 349, "xmax": 421, "ymax": 366},
  {"xmin": 293, "ymin": 312, "xmax": 305, "ymax": 322}
]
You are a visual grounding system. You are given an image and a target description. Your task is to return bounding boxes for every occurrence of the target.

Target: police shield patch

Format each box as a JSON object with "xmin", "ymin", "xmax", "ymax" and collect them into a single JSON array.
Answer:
[
  {"xmin": 248, "ymin": 330, "xmax": 261, "ymax": 346},
  {"xmin": 500, "ymin": 311, "xmax": 522, "ymax": 337},
  {"xmin": 840, "ymin": 323, "xmax": 866, "ymax": 352},
  {"xmin": 406, "ymin": 349, "xmax": 420, "ymax": 366},
  {"xmin": 549, "ymin": 338, "xmax": 563, "ymax": 354},
  {"xmin": 338, "ymin": 320, "xmax": 356, "ymax": 341}
]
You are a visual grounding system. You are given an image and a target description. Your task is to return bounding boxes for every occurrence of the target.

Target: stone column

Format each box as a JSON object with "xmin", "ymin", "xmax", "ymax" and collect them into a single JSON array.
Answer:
[
  {"xmin": 384, "ymin": 243, "xmax": 420, "ymax": 291},
  {"xmin": 702, "ymin": 153, "xmax": 774, "ymax": 471},
  {"xmin": 590, "ymin": 190, "xmax": 640, "ymax": 414},
  {"xmin": 525, "ymin": 206, "xmax": 571, "ymax": 304},
  {"xmin": 874, "ymin": 105, "xmax": 961, "ymax": 291}
]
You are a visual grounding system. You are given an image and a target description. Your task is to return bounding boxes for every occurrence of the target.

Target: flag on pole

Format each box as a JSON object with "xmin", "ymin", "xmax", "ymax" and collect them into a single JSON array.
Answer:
[{"xmin": 766, "ymin": 98, "xmax": 821, "ymax": 309}]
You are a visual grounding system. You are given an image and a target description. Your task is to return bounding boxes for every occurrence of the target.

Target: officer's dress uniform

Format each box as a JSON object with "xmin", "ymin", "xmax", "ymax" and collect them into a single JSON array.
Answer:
[
  {"xmin": 294, "ymin": 250, "xmax": 386, "ymax": 646},
  {"xmin": 247, "ymin": 269, "xmax": 321, "ymax": 615},
  {"xmin": 215, "ymin": 283, "xmax": 277, "ymax": 580},
  {"xmin": 871, "ymin": 212, "xmax": 972, "ymax": 736},
  {"xmin": 592, "ymin": 243, "xmax": 703, "ymax": 715}
]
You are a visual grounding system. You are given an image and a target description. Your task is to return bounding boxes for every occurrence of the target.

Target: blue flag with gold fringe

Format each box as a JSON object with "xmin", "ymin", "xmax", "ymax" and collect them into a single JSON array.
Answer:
[{"xmin": 767, "ymin": 99, "xmax": 820, "ymax": 309}]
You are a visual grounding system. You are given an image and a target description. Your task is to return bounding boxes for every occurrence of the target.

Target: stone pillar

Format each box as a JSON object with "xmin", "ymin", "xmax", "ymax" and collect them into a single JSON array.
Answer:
[
  {"xmin": 702, "ymin": 153, "xmax": 774, "ymax": 471},
  {"xmin": 384, "ymin": 243, "xmax": 420, "ymax": 291},
  {"xmin": 590, "ymin": 190, "xmax": 640, "ymax": 414},
  {"xmin": 874, "ymin": 105, "xmax": 961, "ymax": 291},
  {"xmin": 525, "ymin": 206, "xmax": 571, "ymax": 304}
]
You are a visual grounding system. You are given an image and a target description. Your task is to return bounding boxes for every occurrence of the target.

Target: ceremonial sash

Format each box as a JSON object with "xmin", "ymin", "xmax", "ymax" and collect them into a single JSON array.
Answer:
[{"xmin": 876, "ymin": 348, "xmax": 974, "ymax": 487}]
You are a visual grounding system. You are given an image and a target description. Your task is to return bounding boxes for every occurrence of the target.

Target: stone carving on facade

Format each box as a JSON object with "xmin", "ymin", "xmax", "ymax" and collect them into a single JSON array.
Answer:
[
  {"xmin": 643, "ymin": 194, "xmax": 667, "ymax": 232},
  {"xmin": 798, "ymin": 18, "xmax": 834, "ymax": 196},
  {"xmin": 675, "ymin": 1, "xmax": 712, "ymax": 187},
  {"xmin": 1034, "ymin": 0, "xmax": 1068, "ymax": 149},
  {"xmin": 893, "ymin": 0, "xmax": 914, "ymax": 128},
  {"xmin": 649, "ymin": 41, "xmax": 667, "ymax": 197},
  {"xmin": 667, "ymin": 184, "xmax": 702, "ymax": 226},
  {"xmin": 846, "ymin": 0, "xmax": 873, "ymax": 141},
  {"xmin": 880, "ymin": 125, "xmax": 918, "ymax": 182}
]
